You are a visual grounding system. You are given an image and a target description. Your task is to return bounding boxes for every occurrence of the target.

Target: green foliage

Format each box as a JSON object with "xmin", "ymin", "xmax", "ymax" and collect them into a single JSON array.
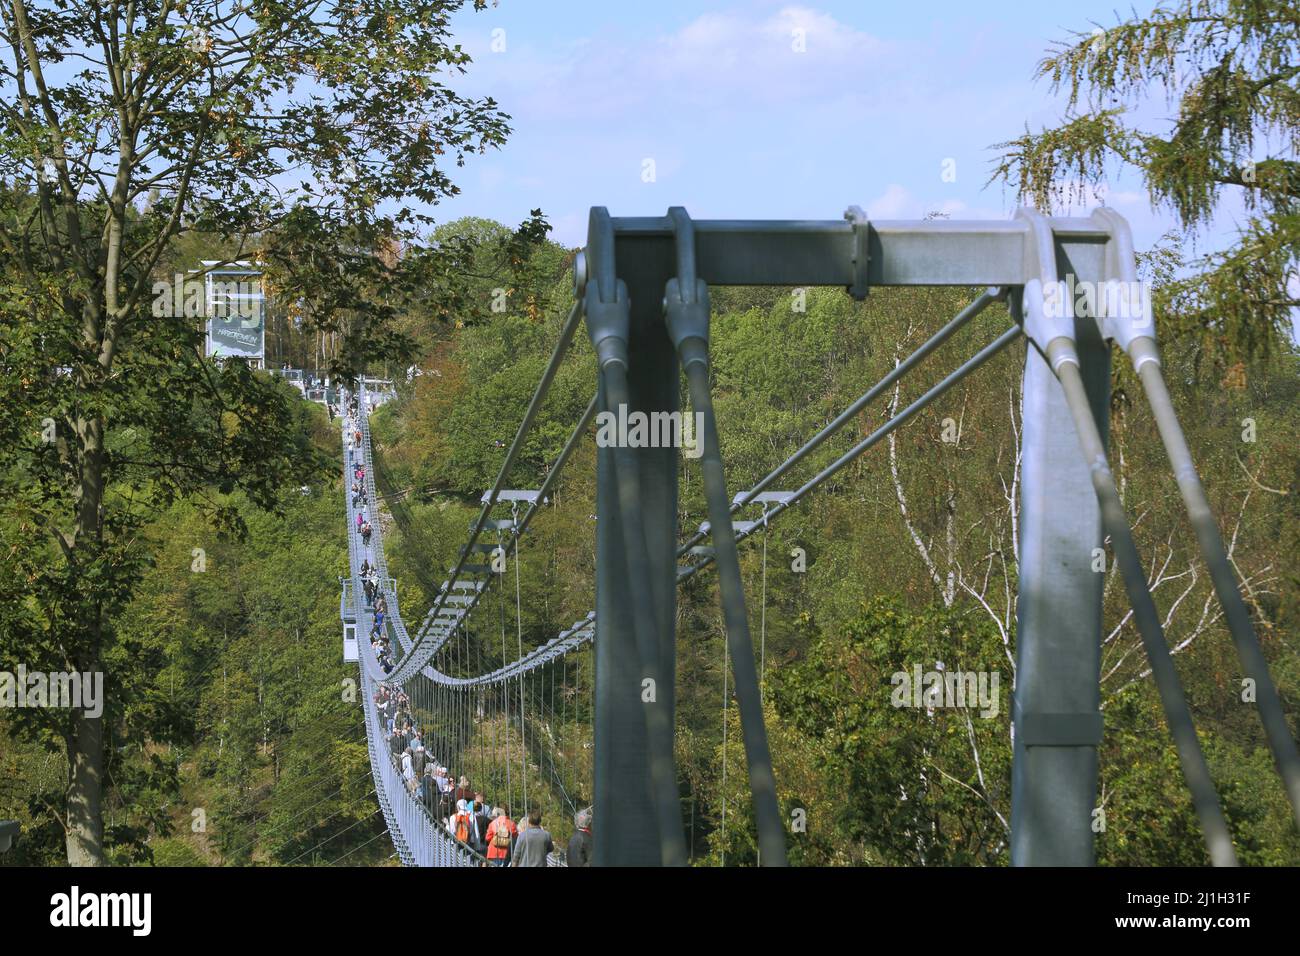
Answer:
[
  {"xmin": 764, "ymin": 598, "xmax": 1011, "ymax": 865},
  {"xmin": 147, "ymin": 837, "xmax": 209, "ymax": 868},
  {"xmin": 0, "ymin": 475, "xmax": 393, "ymax": 866},
  {"xmin": 0, "ymin": 0, "xmax": 554, "ymax": 864},
  {"xmin": 990, "ymin": 0, "xmax": 1299, "ymax": 368}
]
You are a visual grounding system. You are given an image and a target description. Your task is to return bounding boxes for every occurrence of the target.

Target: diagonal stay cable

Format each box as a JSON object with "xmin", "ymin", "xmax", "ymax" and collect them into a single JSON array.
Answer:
[
  {"xmin": 383, "ymin": 298, "xmax": 585, "ymax": 684},
  {"xmin": 664, "ymin": 206, "xmax": 785, "ymax": 864},
  {"xmin": 1048, "ymin": 339, "xmax": 1237, "ymax": 867},
  {"xmin": 678, "ymin": 288, "xmax": 1006, "ymax": 558},
  {"xmin": 328, "ymin": 828, "xmax": 396, "ymax": 867},
  {"xmin": 681, "ymin": 324, "xmax": 1024, "ymax": 579},
  {"xmin": 410, "ymin": 390, "xmax": 598, "ymax": 649},
  {"xmin": 371, "ymin": 329, "xmax": 1024, "ymax": 692}
]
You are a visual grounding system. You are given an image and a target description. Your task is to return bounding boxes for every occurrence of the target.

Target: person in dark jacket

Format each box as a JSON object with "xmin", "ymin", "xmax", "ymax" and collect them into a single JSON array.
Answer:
[
  {"xmin": 567, "ymin": 807, "xmax": 592, "ymax": 867},
  {"xmin": 417, "ymin": 767, "xmax": 436, "ymax": 811},
  {"xmin": 469, "ymin": 794, "xmax": 492, "ymax": 857}
]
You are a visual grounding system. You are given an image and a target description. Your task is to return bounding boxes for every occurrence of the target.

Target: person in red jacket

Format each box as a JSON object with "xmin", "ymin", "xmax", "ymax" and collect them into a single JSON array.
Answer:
[{"xmin": 485, "ymin": 808, "xmax": 517, "ymax": 866}]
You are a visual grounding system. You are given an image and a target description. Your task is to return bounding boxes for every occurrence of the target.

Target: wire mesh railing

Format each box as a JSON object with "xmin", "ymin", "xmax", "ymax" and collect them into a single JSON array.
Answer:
[{"xmin": 342, "ymin": 390, "xmax": 484, "ymax": 867}]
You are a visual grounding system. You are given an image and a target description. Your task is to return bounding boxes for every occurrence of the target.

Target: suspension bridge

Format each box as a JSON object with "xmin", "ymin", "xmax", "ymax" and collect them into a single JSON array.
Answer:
[{"xmin": 338, "ymin": 205, "xmax": 1300, "ymax": 867}]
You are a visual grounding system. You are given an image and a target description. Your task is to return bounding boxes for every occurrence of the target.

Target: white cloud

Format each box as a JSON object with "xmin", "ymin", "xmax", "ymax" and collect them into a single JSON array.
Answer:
[
  {"xmin": 867, "ymin": 183, "xmax": 911, "ymax": 218},
  {"xmin": 432, "ymin": 4, "xmax": 1213, "ymax": 257},
  {"xmin": 466, "ymin": 6, "xmax": 896, "ymax": 124}
]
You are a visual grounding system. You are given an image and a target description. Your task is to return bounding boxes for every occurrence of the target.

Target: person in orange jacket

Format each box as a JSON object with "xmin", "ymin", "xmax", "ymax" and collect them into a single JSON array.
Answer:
[{"xmin": 485, "ymin": 808, "xmax": 517, "ymax": 867}]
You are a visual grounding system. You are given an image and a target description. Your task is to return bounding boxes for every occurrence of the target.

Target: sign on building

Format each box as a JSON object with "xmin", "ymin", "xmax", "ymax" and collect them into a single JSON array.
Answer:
[{"xmin": 203, "ymin": 262, "xmax": 264, "ymax": 364}]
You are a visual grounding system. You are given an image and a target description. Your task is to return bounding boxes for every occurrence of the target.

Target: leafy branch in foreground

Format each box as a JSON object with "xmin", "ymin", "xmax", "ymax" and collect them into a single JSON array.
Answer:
[{"xmin": 989, "ymin": 0, "xmax": 1299, "ymax": 368}]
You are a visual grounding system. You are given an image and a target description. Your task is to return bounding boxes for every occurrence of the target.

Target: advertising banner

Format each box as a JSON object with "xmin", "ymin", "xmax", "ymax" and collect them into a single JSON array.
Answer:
[{"xmin": 203, "ymin": 265, "xmax": 264, "ymax": 360}]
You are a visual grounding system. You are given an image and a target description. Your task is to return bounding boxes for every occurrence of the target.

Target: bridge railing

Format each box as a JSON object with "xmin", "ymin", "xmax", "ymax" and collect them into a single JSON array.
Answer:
[{"xmin": 341, "ymin": 387, "xmax": 483, "ymax": 867}]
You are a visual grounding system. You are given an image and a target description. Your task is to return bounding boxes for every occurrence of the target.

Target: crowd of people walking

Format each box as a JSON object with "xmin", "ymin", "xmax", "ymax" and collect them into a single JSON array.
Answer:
[
  {"xmin": 344, "ymin": 397, "xmax": 388, "ymax": 670},
  {"xmin": 371, "ymin": 681, "xmax": 590, "ymax": 865},
  {"xmin": 344, "ymin": 385, "xmax": 590, "ymax": 866}
]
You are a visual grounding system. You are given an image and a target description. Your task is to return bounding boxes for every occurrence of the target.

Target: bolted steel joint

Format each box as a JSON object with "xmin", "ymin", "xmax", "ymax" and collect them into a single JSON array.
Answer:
[
  {"xmin": 663, "ymin": 276, "xmax": 711, "ymax": 369},
  {"xmin": 844, "ymin": 204, "xmax": 870, "ymax": 301},
  {"xmin": 583, "ymin": 278, "xmax": 631, "ymax": 370}
]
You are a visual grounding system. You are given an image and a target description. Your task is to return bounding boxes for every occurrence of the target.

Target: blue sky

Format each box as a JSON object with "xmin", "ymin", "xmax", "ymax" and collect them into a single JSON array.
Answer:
[{"xmin": 429, "ymin": 0, "xmax": 1253, "ymax": 260}]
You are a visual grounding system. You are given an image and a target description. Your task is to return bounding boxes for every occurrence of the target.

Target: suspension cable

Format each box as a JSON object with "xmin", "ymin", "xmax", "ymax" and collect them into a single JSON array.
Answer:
[
  {"xmin": 513, "ymin": 501, "xmax": 528, "ymax": 814},
  {"xmin": 1049, "ymin": 340, "xmax": 1237, "ymax": 867},
  {"xmin": 681, "ymin": 324, "xmax": 1024, "ymax": 580},
  {"xmin": 678, "ymin": 288, "xmax": 1006, "ymax": 557}
]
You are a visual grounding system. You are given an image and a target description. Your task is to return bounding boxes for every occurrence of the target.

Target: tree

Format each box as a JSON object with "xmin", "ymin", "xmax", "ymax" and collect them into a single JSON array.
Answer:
[
  {"xmin": 990, "ymin": 0, "xmax": 1299, "ymax": 368},
  {"xmin": 0, "ymin": 0, "xmax": 525, "ymax": 865},
  {"xmin": 722, "ymin": 598, "xmax": 1013, "ymax": 866}
]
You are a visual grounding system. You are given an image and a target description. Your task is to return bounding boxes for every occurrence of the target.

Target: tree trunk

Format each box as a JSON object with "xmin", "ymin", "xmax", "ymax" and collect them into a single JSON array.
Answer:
[
  {"xmin": 65, "ymin": 405, "xmax": 108, "ymax": 866},
  {"xmin": 64, "ymin": 705, "xmax": 105, "ymax": 866}
]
